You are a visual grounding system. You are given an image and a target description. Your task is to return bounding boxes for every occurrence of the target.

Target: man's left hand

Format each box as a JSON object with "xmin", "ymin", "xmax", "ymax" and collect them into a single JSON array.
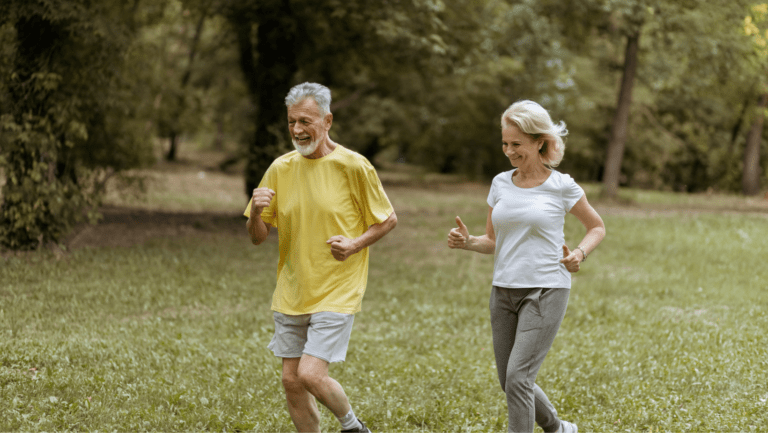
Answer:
[{"xmin": 326, "ymin": 235, "xmax": 360, "ymax": 262}]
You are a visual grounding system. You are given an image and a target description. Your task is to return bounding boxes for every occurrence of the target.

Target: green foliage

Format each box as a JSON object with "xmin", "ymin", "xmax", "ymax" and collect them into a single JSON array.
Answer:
[
  {"xmin": 744, "ymin": 3, "xmax": 768, "ymax": 62},
  {"xmin": 3, "ymin": 0, "xmax": 767, "ymax": 252},
  {"xmin": 1, "ymin": 184, "xmax": 767, "ymax": 431},
  {"xmin": 272, "ymin": 0, "xmax": 761, "ymax": 189},
  {"xmin": 137, "ymin": 0, "xmax": 252, "ymax": 160},
  {"xmin": 0, "ymin": 0, "xmax": 154, "ymax": 250},
  {"xmin": 537, "ymin": 0, "xmax": 765, "ymax": 192},
  {"xmin": 312, "ymin": 0, "xmax": 581, "ymax": 179},
  {"xmin": 49, "ymin": 0, "xmax": 758, "ymax": 196},
  {"xmin": 0, "ymin": 112, "xmax": 102, "ymax": 250}
]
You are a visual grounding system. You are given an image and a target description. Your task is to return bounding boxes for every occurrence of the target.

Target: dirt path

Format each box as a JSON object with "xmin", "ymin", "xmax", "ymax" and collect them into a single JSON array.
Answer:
[
  {"xmin": 63, "ymin": 206, "xmax": 249, "ymax": 249},
  {"xmin": 6, "ymin": 172, "xmax": 762, "ymax": 254},
  {"xmin": 58, "ymin": 202, "xmax": 766, "ymax": 252}
]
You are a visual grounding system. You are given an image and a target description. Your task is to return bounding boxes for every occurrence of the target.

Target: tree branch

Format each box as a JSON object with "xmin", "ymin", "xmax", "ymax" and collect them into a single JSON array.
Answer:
[
  {"xmin": 330, "ymin": 83, "xmax": 378, "ymax": 112},
  {"xmin": 638, "ymin": 104, "xmax": 688, "ymax": 149}
]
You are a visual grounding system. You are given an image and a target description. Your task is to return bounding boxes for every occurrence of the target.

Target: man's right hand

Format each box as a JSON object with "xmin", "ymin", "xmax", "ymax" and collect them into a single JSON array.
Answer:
[{"xmin": 251, "ymin": 188, "xmax": 275, "ymax": 217}]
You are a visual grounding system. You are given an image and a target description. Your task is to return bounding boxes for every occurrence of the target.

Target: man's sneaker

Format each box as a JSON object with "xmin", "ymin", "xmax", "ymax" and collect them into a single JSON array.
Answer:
[
  {"xmin": 341, "ymin": 418, "xmax": 370, "ymax": 433},
  {"xmin": 559, "ymin": 420, "xmax": 578, "ymax": 433}
]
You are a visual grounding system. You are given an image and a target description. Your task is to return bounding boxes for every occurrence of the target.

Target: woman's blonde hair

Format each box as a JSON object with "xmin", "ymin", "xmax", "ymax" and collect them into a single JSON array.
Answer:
[{"xmin": 500, "ymin": 100, "xmax": 567, "ymax": 167}]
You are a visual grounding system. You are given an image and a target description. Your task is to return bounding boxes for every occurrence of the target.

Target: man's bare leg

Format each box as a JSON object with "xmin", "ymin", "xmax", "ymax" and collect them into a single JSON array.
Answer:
[
  {"xmin": 281, "ymin": 357, "xmax": 321, "ymax": 432},
  {"xmin": 296, "ymin": 354, "xmax": 352, "ymax": 418}
]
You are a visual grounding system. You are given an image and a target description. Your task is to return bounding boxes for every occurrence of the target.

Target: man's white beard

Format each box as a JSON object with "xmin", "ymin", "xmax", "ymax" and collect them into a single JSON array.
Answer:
[{"xmin": 292, "ymin": 138, "xmax": 320, "ymax": 156}]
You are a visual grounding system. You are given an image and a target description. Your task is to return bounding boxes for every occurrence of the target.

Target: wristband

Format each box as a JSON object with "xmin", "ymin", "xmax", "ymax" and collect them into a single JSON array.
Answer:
[{"xmin": 577, "ymin": 246, "xmax": 588, "ymax": 262}]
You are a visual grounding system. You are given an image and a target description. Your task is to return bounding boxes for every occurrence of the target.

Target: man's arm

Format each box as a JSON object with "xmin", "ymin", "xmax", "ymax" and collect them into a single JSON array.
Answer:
[
  {"xmin": 326, "ymin": 211, "xmax": 397, "ymax": 261},
  {"xmin": 246, "ymin": 187, "xmax": 275, "ymax": 245},
  {"xmin": 246, "ymin": 215, "xmax": 272, "ymax": 245}
]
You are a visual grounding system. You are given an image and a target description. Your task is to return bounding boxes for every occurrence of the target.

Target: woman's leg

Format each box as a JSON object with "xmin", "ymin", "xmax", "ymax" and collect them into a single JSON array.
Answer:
[
  {"xmin": 490, "ymin": 287, "xmax": 570, "ymax": 433},
  {"xmin": 534, "ymin": 384, "xmax": 560, "ymax": 432}
]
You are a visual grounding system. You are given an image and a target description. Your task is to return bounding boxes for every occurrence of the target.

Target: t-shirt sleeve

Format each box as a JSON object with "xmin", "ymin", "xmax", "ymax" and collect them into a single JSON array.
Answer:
[
  {"xmin": 350, "ymin": 157, "xmax": 394, "ymax": 227},
  {"xmin": 561, "ymin": 173, "xmax": 584, "ymax": 212},
  {"xmin": 243, "ymin": 163, "xmax": 278, "ymax": 227},
  {"xmin": 487, "ymin": 178, "xmax": 498, "ymax": 208}
]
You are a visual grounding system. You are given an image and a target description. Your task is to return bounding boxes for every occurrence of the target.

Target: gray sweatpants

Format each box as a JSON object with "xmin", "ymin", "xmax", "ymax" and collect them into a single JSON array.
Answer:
[{"xmin": 490, "ymin": 286, "xmax": 570, "ymax": 433}]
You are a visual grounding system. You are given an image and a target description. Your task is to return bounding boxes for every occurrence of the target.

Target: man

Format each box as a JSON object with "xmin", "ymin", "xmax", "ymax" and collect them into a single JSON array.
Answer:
[{"xmin": 245, "ymin": 82, "xmax": 397, "ymax": 433}]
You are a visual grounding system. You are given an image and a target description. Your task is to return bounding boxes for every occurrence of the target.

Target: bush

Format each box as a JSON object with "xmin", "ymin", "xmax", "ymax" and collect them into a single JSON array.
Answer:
[{"xmin": 0, "ymin": 1, "xmax": 153, "ymax": 250}]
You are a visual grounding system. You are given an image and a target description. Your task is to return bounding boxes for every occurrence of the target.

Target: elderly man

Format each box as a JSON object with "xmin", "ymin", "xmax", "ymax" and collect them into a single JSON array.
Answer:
[{"xmin": 245, "ymin": 82, "xmax": 397, "ymax": 432}]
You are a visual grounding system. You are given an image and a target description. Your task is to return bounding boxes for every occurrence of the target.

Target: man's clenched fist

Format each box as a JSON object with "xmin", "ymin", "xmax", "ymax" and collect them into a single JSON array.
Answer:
[{"xmin": 251, "ymin": 188, "xmax": 275, "ymax": 216}]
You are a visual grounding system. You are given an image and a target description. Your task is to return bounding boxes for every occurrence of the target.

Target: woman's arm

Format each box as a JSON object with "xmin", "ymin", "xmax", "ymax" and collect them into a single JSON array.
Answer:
[
  {"xmin": 560, "ymin": 194, "xmax": 606, "ymax": 272},
  {"xmin": 448, "ymin": 206, "xmax": 496, "ymax": 255}
]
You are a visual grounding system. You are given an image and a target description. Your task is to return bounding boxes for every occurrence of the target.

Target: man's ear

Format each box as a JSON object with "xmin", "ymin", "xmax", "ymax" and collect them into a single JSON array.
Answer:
[{"xmin": 324, "ymin": 113, "xmax": 333, "ymax": 130}]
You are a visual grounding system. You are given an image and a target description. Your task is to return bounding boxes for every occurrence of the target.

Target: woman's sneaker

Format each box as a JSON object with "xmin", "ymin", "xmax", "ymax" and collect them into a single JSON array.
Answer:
[{"xmin": 559, "ymin": 420, "xmax": 578, "ymax": 433}]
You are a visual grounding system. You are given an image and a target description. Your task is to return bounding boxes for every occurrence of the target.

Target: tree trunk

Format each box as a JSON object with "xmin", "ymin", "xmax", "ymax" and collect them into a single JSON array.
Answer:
[
  {"xmin": 167, "ymin": 134, "xmax": 179, "ymax": 161},
  {"xmin": 603, "ymin": 31, "xmax": 640, "ymax": 198},
  {"xmin": 742, "ymin": 93, "xmax": 768, "ymax": 196},
  {"xmin": 214, "ymin": 119, "xmax": 224, "ymax": 150},
  {"xmin": 165, "ymin": 11, "xmax": 207, "ymax": 161},
  {"xmin": 231, "ymin": 0, "xmax": 298, "ymax": 197},
  {"xmin": 730, "ymin": 95, "xmax": 751, "ymax": 153}
]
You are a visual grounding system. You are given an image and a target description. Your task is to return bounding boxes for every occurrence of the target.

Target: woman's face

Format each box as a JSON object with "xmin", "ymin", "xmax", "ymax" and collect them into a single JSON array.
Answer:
[{"xmin": 502, "ymin": 125, "xmax": 542, "ymax": 169}]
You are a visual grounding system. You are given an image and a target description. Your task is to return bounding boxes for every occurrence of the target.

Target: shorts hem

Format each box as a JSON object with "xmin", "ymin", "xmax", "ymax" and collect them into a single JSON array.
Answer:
[
  {"xmin": 271, "ymin": 352, "xmax": 304, "ymax": 359},
  {"xmin": 303, "ymin": 350, "xmax": 345, "ymax": 363},
  {"xmin": 272, "ymin": 308, "xmax": 360, "ymax": 316},
  {"xmin": 492, "ymin": 284, "xmax": 571, "ymax": 290}
]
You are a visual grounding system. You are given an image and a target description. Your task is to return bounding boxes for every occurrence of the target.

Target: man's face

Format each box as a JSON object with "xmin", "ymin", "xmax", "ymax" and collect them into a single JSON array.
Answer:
[{"xmin": 287, "ymin": 98, "xmax": 330, "ymax": 156}]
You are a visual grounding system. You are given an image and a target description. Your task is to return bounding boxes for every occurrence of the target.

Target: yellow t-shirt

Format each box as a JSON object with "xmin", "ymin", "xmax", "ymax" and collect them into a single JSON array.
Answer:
[{"xmin": 244, "ymin": 145, "xmax": 394, "ymax": 315}]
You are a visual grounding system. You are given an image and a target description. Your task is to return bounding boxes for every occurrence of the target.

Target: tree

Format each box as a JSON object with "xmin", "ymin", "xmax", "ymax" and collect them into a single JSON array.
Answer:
[
  {"xmin": 405, "ymin": 0, "xmax": 581, "ymax": 178},
  {"xmin": 134, "ymin": 0, "xmax": 250, "ymax": 166},
  {"xmin": 0, "ymin": 0, "xmax": 152, "ymax": 250},
  {"xmin": 153, "ymin": 0, "xmax": 213, "ymax": 161},
  {"xmin": 221, "ymin": 0, "xmax": 298, "ymax": 196},
  {"xmin": 544, "ymin": 0, "xmax": 758, "ymax": 193},
  {"xmin": 742, "ymin": 3, "xmax": 768, "ymax": 196},
  {"xmin": 603, "ymin": 29, "xmax": 640, "ymax": 198},
  {"xmin": 220, "ymin": 0, "xmax": 459, "ymax": 196},
  {"xmin": 595, "ymin": 0, "xmax": 645, "ymax": 198}
]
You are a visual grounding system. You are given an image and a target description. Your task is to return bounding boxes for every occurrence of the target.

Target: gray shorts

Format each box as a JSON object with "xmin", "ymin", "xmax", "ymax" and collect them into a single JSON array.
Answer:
[{"xmin": 267, "ymin": 311, "xmax": 355, "ymax": 363}]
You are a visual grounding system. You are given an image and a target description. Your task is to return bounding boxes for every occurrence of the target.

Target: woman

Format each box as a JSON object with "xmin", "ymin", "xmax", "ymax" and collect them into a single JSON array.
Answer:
[{"xmin": 448, "ymin": 100, "xmax": 605, "ymax": 433}]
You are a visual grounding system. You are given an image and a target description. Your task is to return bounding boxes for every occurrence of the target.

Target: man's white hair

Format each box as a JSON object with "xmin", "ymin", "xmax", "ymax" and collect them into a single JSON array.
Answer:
[
  {"xmin": 285, "ymin": 82, "xmax": 332, "ymax": 116},
  {"xmin": 501, "ymin": 100, "xmax": 568, "ymax": 168}
]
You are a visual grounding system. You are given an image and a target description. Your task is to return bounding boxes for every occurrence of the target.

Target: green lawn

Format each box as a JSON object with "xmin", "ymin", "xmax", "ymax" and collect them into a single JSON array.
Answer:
[{"xmin": 1, "ymin": 175, "xmax": 767, "ymax": 432}]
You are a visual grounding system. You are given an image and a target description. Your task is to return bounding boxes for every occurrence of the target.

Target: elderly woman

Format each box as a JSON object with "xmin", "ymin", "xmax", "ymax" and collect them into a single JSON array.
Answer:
[{"xmin": 448, "ymin": 100, "xmax": 605, "ymax": 433}]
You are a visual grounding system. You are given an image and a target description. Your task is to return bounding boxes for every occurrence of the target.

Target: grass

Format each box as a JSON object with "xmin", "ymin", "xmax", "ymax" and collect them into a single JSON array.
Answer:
[
  {"xmin": 581, "ymin": 182, "xmax": 768, "ymax": 214},
  {"xmin": 1, "ymin": 161, "xmax": 768, "ymax": 432}
]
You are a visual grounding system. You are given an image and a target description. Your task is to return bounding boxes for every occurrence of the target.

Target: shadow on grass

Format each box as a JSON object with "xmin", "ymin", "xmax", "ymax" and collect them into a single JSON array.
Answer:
[{"xmin": 62, "ymin": 206, "xmax": 254, "ymax": 250}]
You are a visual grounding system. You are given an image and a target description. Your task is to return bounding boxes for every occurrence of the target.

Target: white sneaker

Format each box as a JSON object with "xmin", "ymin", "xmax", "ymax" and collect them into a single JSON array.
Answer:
[{"xmin": 560, "ymin": 420, "xmax": 578, "ymax": 433}]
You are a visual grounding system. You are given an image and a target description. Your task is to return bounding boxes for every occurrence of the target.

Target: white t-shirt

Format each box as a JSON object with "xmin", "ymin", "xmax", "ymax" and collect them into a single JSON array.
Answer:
[{"xmin": 487, "ymin": 169, "xmax": 584, "ymax": 289}]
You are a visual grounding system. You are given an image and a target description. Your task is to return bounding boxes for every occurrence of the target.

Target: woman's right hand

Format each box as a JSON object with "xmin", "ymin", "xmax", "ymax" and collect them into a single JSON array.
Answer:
[{"xmin": 448, "ymin": 216, "xmax": 470, "ymax": 249}]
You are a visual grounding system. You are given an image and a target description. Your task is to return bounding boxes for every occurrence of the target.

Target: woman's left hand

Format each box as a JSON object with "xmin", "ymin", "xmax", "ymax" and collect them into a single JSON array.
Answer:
[{"xmin": 560, "ymin": 245, "xmax": 581, "ymax": 273}]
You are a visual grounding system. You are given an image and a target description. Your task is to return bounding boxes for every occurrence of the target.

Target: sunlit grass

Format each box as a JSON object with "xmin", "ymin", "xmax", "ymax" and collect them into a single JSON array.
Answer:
[
  {"xmin": 581, "ymin": 182, "xmax": 768, "ymax": 213},
  {"xmin": 2, "ymin": 172, "xmax": 767, "ymax": 431},
  {"xmin": 102, "ymin": 168, "xmax": 245, "ymax": 214}
]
